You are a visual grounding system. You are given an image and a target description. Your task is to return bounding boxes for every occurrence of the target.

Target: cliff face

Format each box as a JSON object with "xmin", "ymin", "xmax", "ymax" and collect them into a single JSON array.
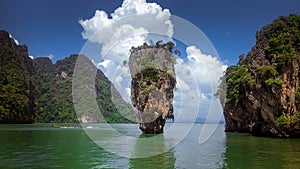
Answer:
[
  {"xmin": 32, "ymin": 54, "xmax": 132, "ymax": 123},
  {"xmin": 0, "ymin": 30, "xmax": 33, "ymax": 123},
  {"xmin": 129, "ymin": 44, "xmax": 177, "ymax": 133},
  {"xmin": 217, "ymin": 14, "xmax": 300, "ymax": 137},
  {"xmin": 0, "ymin": 30, "xmax": 131, "ymax": 124}
]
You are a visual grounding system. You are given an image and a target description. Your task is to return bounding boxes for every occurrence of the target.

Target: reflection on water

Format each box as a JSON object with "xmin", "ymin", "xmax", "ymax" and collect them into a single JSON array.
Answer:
[
  {"xmin": 224, "ymin": 133, "xmax": 300, "ymax": 169},
  {"xmin": 129, "ymin": 124, "xmax": 227, "ymax": 168},
  {"xmin": 6, "ymin": 124, "xmax": 300, "ymax": 168},
  {"xmin": 173, "ymin": 124, "xmax": 226, "ymax": 168},
  {"xmin": 129, "ymin": 134, "xmax": 176, "ymax": 169}
]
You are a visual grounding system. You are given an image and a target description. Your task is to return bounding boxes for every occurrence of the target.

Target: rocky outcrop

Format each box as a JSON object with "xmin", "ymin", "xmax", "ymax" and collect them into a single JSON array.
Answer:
[
  {"xmin": 217, "ymin": 14, "xmax": 300, "ymax": 137},
  {"xmin": 129, "ymin": 43, "xmax": 177, "ymax": 133}
]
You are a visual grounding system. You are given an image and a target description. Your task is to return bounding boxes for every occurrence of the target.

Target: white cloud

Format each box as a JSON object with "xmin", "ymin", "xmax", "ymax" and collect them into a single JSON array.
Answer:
[
  {"xmin": 80, "ymin": 0, "xmax": 173, "ymax": 42},
  {"xmin": 47, "ymin": 54, "xmax": 54, "ymax": 60},
  {"xmin": 79, "ymin": 0, "xmax": 173, "ymax": 62},
  {"xmin": 29, "ymin": 55, "xmax": 34, "ymax": 59},
  {"xmin": 38, "ymin": 54, "xmax": 54, "ymax": 60},
  {"xmin": 172, "ymin": 46, "xmax": 227, "ymax": 125},
  {"xmin": 91, "ymin": 59, "xmax": 97, "ymax": 66},
  {"xmin": 115, "ymin": 76, "xmax": 123, "ymax": 85},
  {"xmin": 176, "ymin": 76, "xmax": 191, "ymax": 91},
  {"xmin": 125, "ymin": 87, "xmax": 131, "ymax": 96},
  {"xmin": 185, "ymin": 46, "xmax": 227, "ymax": 92},
  {"xmin": 9, "ymin": 33, "xmax": 19, "ymax": 45},
  {"xmin": 97, "ymin": 59, "xmax": 111, "ymax": 69},
  {"xmin": 174, "ymin": 46, "xmax": 226, "ymax": 101},
  {"xmin": 111, "ymin": 64, "xmax": 132, "ymax": 102}
]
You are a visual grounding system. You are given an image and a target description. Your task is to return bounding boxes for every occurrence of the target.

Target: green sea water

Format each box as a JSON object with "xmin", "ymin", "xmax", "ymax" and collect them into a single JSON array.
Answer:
[{"xmin": 0, "ymin": 124, "xmax": 299, "ymax": 169}]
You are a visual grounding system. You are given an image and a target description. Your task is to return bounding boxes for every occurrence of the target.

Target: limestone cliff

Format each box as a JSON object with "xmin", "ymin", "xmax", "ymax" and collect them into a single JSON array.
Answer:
[
  {"xmin": 129, "ymin": 42, "xmax": 177, "ymax": 133},
  {"xmin": 217, "ymin": 14, "xmax": 300, "ymax": 137},
  {"xmin": 0, "ymin": 29, "xmax": 132, "ymax": 123}
]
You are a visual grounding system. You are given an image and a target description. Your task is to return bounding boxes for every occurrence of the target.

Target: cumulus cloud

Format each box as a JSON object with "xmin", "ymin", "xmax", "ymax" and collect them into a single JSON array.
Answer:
[
  {"xmin": 172, "ymin": 46, "xmax": 227, "ymax": 124},
  {"xmin": 185, "ymin": 46, "xmax": 227, "ymax": 92},
  {"xmin": 29, "ymin": 55, "xmax": 34, "ymax": 59},
  {"xmin": 79, "ymin": 0, "xmax": 173, "ymax": 58}
]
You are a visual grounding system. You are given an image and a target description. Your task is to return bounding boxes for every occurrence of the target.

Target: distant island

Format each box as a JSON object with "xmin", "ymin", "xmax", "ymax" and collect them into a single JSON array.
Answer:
[
  {"xmin": 216, "ymin": 14, "xmax": 300, "ymax": 138},
  {"xmin": 0, "ymin": 30, "xmax": 133, "ymax": 124}
]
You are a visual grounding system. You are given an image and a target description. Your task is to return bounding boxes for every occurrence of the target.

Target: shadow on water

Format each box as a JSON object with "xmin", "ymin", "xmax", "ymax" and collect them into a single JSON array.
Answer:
[
  {"xmin": 224, "ymin": 133, "xmax": 300, "ymax": 169},
  {"xmin": 129, "ymin": 133, "xmax": 176, "ymax": 169}
]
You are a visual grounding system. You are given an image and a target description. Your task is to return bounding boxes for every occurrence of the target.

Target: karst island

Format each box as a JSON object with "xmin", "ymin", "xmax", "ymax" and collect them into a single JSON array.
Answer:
[{"xmin": 128, "ymin": 41, "xmax": 179, "ymax": 133}]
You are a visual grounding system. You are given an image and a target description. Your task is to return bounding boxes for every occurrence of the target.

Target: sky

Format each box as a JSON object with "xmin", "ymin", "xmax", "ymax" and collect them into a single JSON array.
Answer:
[
  {"xmin": 0, "ymin": 0, "xmax": 299, "ymax": 65},
  {"xmin": 1, "ymin": 0, "xmax": 299, "ymax": 124}
]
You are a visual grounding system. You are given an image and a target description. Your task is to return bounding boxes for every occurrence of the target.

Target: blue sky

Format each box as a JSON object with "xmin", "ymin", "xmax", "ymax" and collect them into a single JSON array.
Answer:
[{"xmin": 0, "ymin": 0, "xmax": 299, "ymax": 65}]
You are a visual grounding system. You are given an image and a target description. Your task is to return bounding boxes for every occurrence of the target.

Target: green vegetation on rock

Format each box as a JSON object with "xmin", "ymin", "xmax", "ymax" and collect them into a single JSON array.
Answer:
[
  {"xmin": 0, "ymin": 30, "xmax": 132, "ymax": 124},
  {"xmin": 216, "ymin": 14, "xmax": 300, "ymax": 137},
  {"xmin": 256, "ymin": 66, "xmax": 283, "ymax": 86},
  {"xmin": 217, "ymin": 65, "xmax": 255, "ymax": 103},
  {"xmin": 0, "ymin": 37, "xmax": 33, "ymax": 123},
  {"xmin": 129, "ymin": 41, "xmax": 177, "ymax": 133},
  {"xmin": 31, "ymin": 55, "xmax": 133, "ymax": 123}
]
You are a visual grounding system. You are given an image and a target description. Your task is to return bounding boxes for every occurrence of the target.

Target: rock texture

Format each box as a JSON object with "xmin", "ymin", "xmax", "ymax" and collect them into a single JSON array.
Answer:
[
  {"xmin": 129, "ymin": 44, "xmax": 177, "ymax": 133},
  {"xmin": 217, "ymin": 14, "xmax": 300, "ymax": 137}
]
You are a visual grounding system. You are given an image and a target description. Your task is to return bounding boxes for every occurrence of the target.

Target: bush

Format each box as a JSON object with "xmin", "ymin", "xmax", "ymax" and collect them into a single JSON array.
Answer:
[
  {"xmin": 221, "ymin": 65, "xmax": 255, "ymax": 102},
  {"xmin": 275, "ymin": 115, "xmax": 290, "ymax": 125},
  {"xmin": 265, "ymin": 77, "xmax": 283, "ymax": 86},
  {"xmin": 256, "ymin": 66, "xmax": 283, "ymax": 86},
  {"xmin": 256, "ymin": 66, "xmax": 278, "ymax": 77}
]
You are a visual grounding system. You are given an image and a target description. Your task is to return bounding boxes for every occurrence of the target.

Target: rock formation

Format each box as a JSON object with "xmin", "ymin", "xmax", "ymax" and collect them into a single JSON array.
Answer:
[
  {"xmin": 217, "ymin": 14, "xmax": 300, "ymax": 137},
  {"xmin": 0, "ymin": 29, "xmax": 131, "ymax": 124},
  {"xmin": 129, "ymin": 42, "xmax": 177, "ymax": 133}
]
